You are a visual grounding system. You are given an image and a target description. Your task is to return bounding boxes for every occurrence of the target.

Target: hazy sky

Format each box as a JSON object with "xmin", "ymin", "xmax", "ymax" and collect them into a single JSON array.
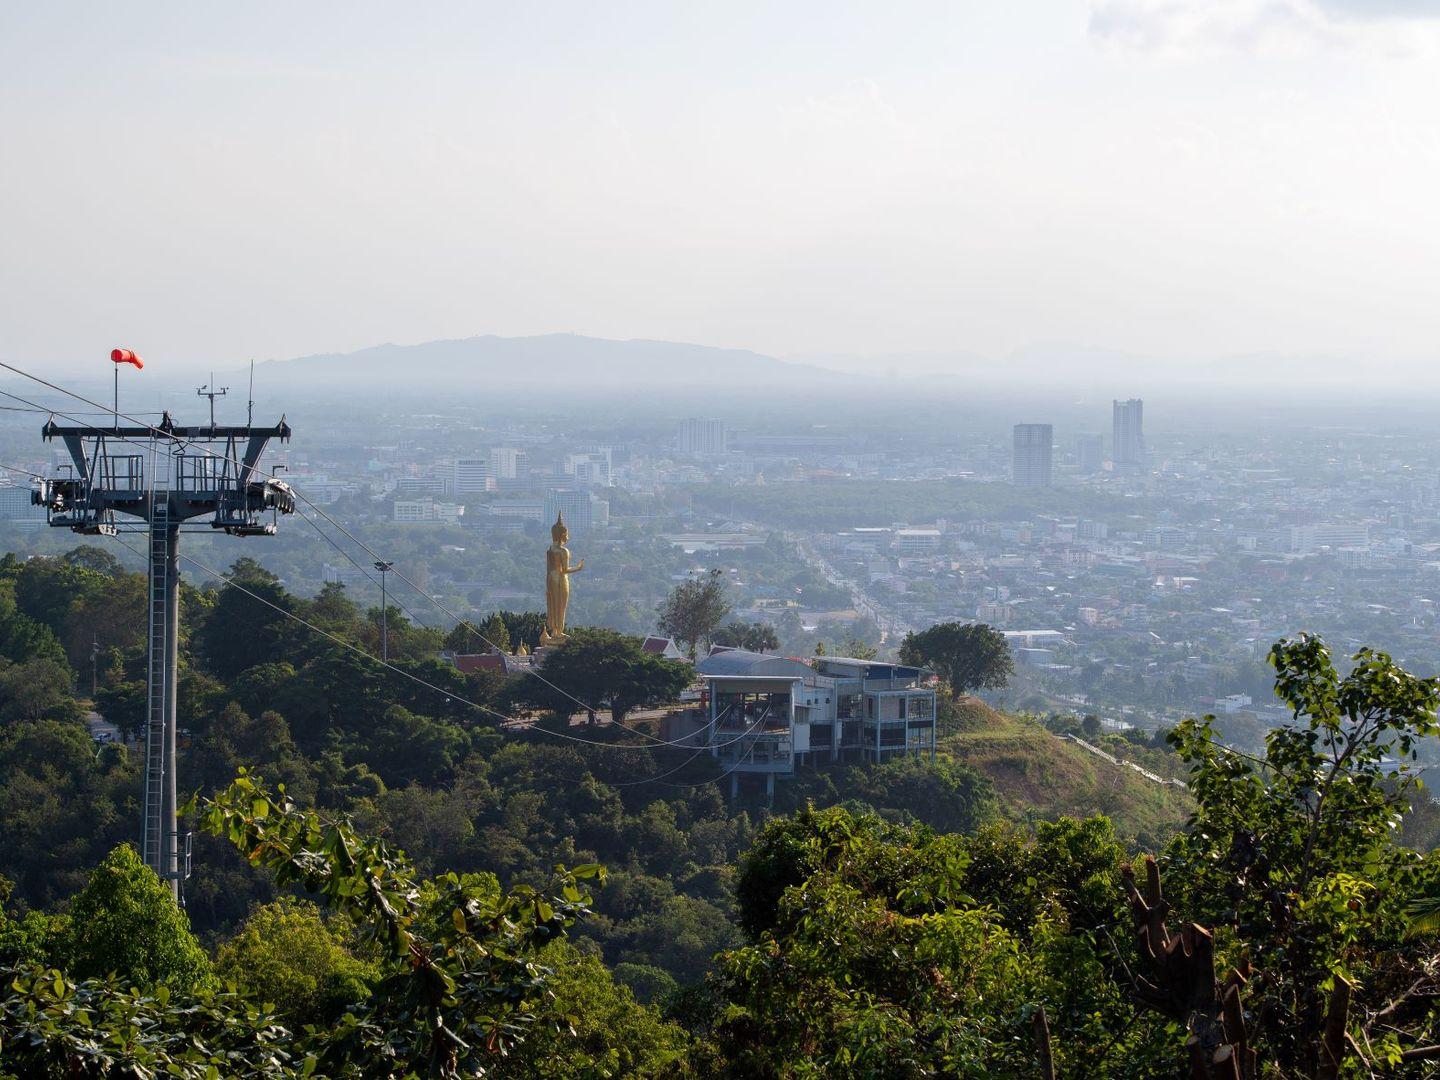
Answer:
[{"xmin": 6, "ymin": 1, "xmax": 1440, "ymax": 377}]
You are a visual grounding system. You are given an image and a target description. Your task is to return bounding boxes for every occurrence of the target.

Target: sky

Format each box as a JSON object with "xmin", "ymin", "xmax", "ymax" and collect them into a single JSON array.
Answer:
[{"xmin": 5, "ymin": 1, "xmax": 1440, "ymax": 379}]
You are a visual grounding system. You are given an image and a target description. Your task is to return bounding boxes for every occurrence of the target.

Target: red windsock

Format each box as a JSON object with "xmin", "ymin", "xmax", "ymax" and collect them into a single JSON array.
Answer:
[{"xmin": 111, "ymin": 348, "xmax": 143, "ymax": 369}]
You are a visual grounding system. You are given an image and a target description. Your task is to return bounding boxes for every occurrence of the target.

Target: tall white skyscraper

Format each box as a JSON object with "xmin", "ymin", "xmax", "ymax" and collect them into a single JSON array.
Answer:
[
  {"xmin": 1112, "ymin": 399, "xmax": 1145, "ymax": 471},
  {"xmin": 677, "ymin": 418, "xmax": 727, "ymax": 454},
  {"xmin": 1012, "ymin": 424, "xmax": 1053, "ymax": 487}
]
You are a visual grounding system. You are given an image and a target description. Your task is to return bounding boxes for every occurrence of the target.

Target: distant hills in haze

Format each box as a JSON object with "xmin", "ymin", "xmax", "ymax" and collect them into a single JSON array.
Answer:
[
  {"xmin": 248, "ymin": 333, "xmax": 1392, "ymax": 398},
  {"xmin": 252, "ymin": 333, "xmax": 838, "ymax": 392}
]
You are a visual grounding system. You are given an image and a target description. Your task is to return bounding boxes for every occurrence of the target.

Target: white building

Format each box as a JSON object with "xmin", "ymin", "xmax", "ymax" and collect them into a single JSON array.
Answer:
[
  {"xmin": 677, "ymin": 418, "xmax": 728, "ymax": 455},
  {"xmin": 394, "ymin": 500, "xmax": 464, "ymax": 525},
  {"xmin": 544, "ymin": 489, "xmax": 609, "ymax": 530},
  {"xmin": 564, "ymin": 449, "xmax": 613, "ymax": 487},
  {"xmin": 1289, "ymin": 523, "xmax": 1370, "ymax": 554},
  {"xmin": 490, "ymin": 447, "xmax": 523, "ymax": 480},
  {"xmin": 482, "ymin": 499, "xmax": 545, "ymax": 521},
  {"xmin": 285, "ymin": 474, "xmax": 358, "ymax": 505},
  {"xmin": 395, "ymin": 475, "xmax": 447, "ymax": 496},
  {"xmin": 695, "ymin": 650, "xmax": 936, "ymax": 797},
  {"xmin": 892, "ymin": 528, "xmax": 941, "ymax": 554},
  {"xmin": 452, "ymin": 458, "xmax": 492, "ymax": 495}
]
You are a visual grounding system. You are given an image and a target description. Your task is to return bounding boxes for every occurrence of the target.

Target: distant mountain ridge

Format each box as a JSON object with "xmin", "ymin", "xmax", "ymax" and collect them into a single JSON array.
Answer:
[{"xmin": 253, "ymin": 333, "xmax": 839, "ymax": 390}]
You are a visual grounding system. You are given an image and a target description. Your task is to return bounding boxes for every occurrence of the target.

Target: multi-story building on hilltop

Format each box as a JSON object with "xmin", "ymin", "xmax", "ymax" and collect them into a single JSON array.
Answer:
[{"xmin": 691, "ymin": 649, "xmax": 936, "ymax": 797}]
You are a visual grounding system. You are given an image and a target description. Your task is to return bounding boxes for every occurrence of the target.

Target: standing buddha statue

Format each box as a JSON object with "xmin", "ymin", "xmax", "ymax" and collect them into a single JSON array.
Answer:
[{"xmin": 540, "ymin": 512, "xmax": 584, "ymax": 646}]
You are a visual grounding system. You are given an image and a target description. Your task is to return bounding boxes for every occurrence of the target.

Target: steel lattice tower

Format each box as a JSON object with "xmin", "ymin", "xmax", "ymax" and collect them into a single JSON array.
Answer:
[{"xmin": 34, "ymin": 411, "xmax": 294, "ymax": 900}]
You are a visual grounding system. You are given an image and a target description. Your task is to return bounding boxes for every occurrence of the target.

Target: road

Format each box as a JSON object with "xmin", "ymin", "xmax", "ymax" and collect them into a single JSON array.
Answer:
[{"xmin": 785, "ymin": 530, "xmax": 913, "ymax": 644}]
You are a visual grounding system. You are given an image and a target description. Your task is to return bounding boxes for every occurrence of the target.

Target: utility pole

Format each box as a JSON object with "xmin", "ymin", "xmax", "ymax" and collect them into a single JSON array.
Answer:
[
  {"xmin": 91, "ymin": 634, "xmax": 99, "ymax": 697},
  {"xmin": 34, "ymin": 376, "xmax": 294, "ymax": 903},
  {"xmin": 375, "ymin": 561, "xmax": 394, "ymax": 661}
]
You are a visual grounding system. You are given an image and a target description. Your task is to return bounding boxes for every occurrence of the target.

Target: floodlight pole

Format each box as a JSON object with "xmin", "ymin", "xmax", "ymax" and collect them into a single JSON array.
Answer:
[
  {"xmin": 375, "ymin": 561, "xmax": 394, "ymax": 660},
  {"xmin": 144, "ymin": 513, "xmax": 181, "ymax": 893}
]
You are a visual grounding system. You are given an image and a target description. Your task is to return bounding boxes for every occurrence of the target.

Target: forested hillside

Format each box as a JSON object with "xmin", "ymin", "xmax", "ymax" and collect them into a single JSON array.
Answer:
[{"xmin": 5, "ymin": 547, "xmax": 1440, "ymax": 1076}]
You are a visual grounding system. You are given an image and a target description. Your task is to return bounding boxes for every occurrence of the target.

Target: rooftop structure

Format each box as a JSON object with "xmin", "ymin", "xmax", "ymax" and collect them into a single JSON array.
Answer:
[{"xmin": 695, "ymin": 648, "xmax": 936, "ymax": 797}]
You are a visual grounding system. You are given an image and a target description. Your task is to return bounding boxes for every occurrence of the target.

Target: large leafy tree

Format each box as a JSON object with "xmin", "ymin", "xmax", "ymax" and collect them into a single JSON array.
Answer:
[
  {"xmin": 1, "ymin": 773, "xmax": 613, "ymax": 1078},
  {"xmin": 657, "ymin": 569, "xmax": 731, "ymax": 660},
  {"xmin": 213, "ymin": 898, "xmax": 377, "ymax": 1027},
  {"xmin": 899, "ymin": 621, "xmax": 1013, "ymax": 694},
  {"xmin": 1153, "ymin": 634, "xmax": 1440, "ymax": 1074},
  {"xmin": 0, "ymin": 718, "xmax": 138, "ymax": 908},
  {"xmin": 57, "ymin": 844, "xmax": 214, "ymax": 995},
  {"xmin": 716, "ymin": 805, "xmax": 1174, "ymax": 1077},
  {"xmin": 517, "ymin": 628, "xmax": 691, "ymax": 724},
  {"xmin": 193, "ymin": 558, "xmax": 299, "ymax": 682},
  {"xmin": 491, "ymin": 942, "xmax": 690, "ymax": 1079}
]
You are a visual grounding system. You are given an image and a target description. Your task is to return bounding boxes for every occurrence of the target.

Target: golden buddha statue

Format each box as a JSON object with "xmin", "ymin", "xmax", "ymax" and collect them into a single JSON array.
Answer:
[{"xmin": 540, "ymin": 512, "xmax": 584, "ymax": 645}]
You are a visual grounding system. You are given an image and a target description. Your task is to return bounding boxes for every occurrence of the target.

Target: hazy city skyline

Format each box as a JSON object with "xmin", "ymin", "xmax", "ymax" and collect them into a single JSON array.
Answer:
[{"xmin": 8, "ymin": 1, "xmax": 1440, "ymax": 380}]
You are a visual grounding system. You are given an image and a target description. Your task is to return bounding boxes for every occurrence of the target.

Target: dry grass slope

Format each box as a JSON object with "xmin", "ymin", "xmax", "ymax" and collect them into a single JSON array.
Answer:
[{"xmin": 941, "ymin": 697, "xmax": 1190, "ymax": 850}]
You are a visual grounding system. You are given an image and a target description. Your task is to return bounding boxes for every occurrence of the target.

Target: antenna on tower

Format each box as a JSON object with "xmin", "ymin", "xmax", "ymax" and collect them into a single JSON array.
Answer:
[
  {"xmin": 197, "ymin": 373, "xmax": 229, "ymax": 429},
  {"xmin": 247, "ymin": 359, "xmax": 255, "ymax": 426}
]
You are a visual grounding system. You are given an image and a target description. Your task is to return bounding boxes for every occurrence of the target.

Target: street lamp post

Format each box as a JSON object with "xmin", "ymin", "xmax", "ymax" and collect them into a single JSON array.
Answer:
[{"xmin": 374, "ymin": 561, "xmax": 394, "ymax": 661}]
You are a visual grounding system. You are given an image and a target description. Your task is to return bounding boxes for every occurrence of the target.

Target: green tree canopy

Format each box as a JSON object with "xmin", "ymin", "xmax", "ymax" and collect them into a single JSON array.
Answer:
[
  {"xmin": 213, "ymin": 898, "xmax": 376, "ymax": 1026},
  {"xmin": 193, "ymin": 558, "xmax": 298, "ymax": 682},
  {"xmin": 517, "ymin": 628, "xmax": 692, "ymax": 724},
  {"xmin": 656, "ymin": 569, "xmax": 730, "ymax": 660},
  {"xmin": 1157, "ymin": 634, "xmax": 1440, "ymax": 1073},
  {"xmin": 899, "ymin": 621, "xmax": 1013, "ymax": 694},
  {"xmin": 58, "ymin": 844, "xmax": 213, "ymax": 994}
]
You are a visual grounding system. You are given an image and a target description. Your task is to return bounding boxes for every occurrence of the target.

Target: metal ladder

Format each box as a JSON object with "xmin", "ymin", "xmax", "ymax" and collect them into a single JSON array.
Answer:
[{"xmin": 142, "ymin": 485, "xmax": 169, "ymax": 872}]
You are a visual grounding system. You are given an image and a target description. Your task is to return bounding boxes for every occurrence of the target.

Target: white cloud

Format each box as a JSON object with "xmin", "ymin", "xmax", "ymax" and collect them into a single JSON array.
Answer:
[{"xmin": 1089, "ymin": 0, "xmax": 1440, "ymax": 57}]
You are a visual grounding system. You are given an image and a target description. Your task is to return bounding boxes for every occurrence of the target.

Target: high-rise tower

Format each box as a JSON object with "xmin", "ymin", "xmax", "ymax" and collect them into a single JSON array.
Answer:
[
  {"xmin": 1112, "ymin": 399, "xmax": 1145, "ymax": 472},
  {"xmin": 1012, "ymin": 424, "xmax": 1053, "ymax": 486}
]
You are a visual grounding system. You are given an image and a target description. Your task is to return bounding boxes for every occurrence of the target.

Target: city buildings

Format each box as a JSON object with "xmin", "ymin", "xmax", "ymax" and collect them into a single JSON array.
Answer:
[
  {"xmin": 564, "ymin": 449, "xmax": 613, "ymax": 487},
  {"xmin": 1075, "ymin": 433, "xmax": 1105, "ymax": 473},
  {"xmin": 1012, "ymin": 424, "xmax": 1053, "ymax": 486},
  {"xmin": 892, "ymin": 528, "xmax": 942, "ymax": 554},
  {"xmin": 1112, "ymin": 398, "xmax": 1145, "ymax": 471},
  {"xmin": 543, "ymin": 488, "xmax": 610, "ymax": 531},
  {"xmin": 489, "ymin": 447, "xmax": 523, "ymax": 480},
  {"xmin": 393, "ymin": 499, "xmax": 464, "ymax": 525},
  {"xmin": 0, "ymin": 483, "xmax": 43, "ymax": 524},
  {"xmin": 1290, "ymin": 523, "xmax": 1370, "ymax": 554},
  {"xmin": 677, "ymin": 418, "xmax": 727, "ymax": 455},
  {"xmin": 396, "ymin": 475, "xmax": 447, "ymax": 496},
  {"xmin": 452, "ymin": 458, "xmax": 492, "ymax": 495}
]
